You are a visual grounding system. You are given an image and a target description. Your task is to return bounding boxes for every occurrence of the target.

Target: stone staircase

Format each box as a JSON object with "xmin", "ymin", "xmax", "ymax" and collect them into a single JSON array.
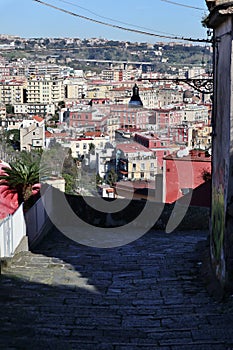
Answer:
[{"xmin": 1, "ymin": 227, "xmax": 233, "ymax": 349}]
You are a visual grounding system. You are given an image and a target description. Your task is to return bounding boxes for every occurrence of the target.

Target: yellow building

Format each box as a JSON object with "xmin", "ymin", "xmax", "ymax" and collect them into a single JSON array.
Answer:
[
  {"xmin": 117, "ymin": 142, "xmax": 157, "ymax": 181},
  {"xmin": 86, "ymin": 81, "xmax": 113, "ymax": 99}
]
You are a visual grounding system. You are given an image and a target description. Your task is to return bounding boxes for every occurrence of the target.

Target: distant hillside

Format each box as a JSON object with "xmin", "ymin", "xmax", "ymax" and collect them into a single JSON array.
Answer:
[{"xmin": 0, "ymin": 36, "xmax": 212, "ymax": 73}]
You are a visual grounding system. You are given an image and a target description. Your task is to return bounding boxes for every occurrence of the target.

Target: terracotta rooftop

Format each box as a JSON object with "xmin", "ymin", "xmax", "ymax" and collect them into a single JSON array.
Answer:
[
  {"xmin": 33, "ymin": 115, "xmax": 44, "ymax": 123},
  {"xmin": 117, "ymin": 142, "xmax": 152, "ymax": 154}
]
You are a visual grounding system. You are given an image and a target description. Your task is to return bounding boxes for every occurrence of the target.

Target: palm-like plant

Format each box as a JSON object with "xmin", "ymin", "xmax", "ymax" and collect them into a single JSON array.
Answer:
[{"xmin": 0, "ymin": 160, "xmax": 45, "ymax": 205}]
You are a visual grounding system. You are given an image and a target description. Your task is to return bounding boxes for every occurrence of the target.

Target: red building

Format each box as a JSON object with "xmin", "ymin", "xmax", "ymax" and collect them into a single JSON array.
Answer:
[
  {"xmin": 153, "ymin": 107, "xmax": 183, "ymax": 129},
  {"xmin": 163, "ymin": 150, "xmax": 211, "ymax": 204},
  {"xmin": 168, "ymin": 124, "xmax": 189, "ymax": 145}
]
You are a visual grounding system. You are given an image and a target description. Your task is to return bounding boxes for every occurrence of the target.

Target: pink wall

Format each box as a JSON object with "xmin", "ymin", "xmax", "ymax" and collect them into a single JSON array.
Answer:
[{"xmin": 164, "ymin": 153, "xmax": 211, "ymax": 203}]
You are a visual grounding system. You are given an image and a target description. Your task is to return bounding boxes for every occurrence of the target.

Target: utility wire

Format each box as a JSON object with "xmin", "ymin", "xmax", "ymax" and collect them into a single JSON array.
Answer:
[
  {"xmin": 33, "ymin": 0, "xmax": 211, "ymax": 43},
  {"xmin": 56, "ymin": 0, "xmax": 176, "ymax": 36},
  {"xmin": 160, "ymin": 0, "xmax": 206, "ymax": 11}
]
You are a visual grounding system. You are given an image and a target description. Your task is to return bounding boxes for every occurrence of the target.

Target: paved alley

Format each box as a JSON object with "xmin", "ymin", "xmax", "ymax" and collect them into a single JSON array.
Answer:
[{"xmin": 1, "ymin": 228, "xmax": 233, "ymax": 349}]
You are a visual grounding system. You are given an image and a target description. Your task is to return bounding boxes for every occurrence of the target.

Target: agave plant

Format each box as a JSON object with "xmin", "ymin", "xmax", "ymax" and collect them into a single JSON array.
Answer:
[{"xmin": 0, "ymin": 160, "xmax": 48, "ymax": 205}]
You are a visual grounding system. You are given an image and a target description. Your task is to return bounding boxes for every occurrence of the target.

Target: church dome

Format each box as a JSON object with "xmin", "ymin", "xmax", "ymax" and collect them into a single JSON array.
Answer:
[
  {"xmin": 129, "ymin": 84, "xmax": 143, "ymax": 107},
  {"xmin": 183, "ymin": 90, "xmax": 194, "ymax": 99}
]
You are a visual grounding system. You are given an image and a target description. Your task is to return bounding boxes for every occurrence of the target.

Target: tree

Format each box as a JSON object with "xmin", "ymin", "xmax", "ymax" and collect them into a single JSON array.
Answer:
[
  {"xmin": 5, "ymin": 129, "xmax": 20, "ymax": 150},
  {"xmin": 62, "ymin": 173, "xmax": 76, "ymax": 194},
  {"xmin": 96, "ymin": 172, "xmax": 103, "ymax": 186},
  {"xmin": 106, "ymin": 168, "xmax": 117, "ymax": 187},
  {"xmin": 88, "ymin": 143, "xmax": 95, "ymax": 155},
  {"xmin": 6, "ymin": 104, "xmax": 14, "ymax": 114},
  {"xmin": 58, "ymin": 100, "xmax": 65, "ymax": 108}
]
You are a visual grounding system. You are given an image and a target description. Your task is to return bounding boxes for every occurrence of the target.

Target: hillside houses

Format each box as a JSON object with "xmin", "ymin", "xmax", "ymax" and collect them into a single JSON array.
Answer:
[{"xmin": 0, "ymin": 47, "xmax": 212, "ymax": 204}]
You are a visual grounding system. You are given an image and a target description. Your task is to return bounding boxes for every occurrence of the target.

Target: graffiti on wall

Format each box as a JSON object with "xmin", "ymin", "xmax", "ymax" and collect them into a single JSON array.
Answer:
[{"xmin": 211, "ymin": 181, "xmax": 226, "ymax": 284}]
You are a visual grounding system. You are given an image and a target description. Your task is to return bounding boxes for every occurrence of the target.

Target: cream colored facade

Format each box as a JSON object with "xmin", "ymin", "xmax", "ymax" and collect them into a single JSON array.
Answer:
[
  {"xmin": 86, "ymin": 82, "xmax": 113, "ymax": 99},
  {"xmin": 104, "ymin": 115, "xmax": 121, "ymax": 142},
  {"xmin": 0, "ymin": 104, "xmax": 6, "ymax": 119},
  {"xmin": 108, "ymin": 87, "xmax": 132, "ymax": 104},
  {"xmin": 14, "ymin": 103, "xmax": 55, "ymax": 116},
  {"xmin": 140, "ymin": 87, "xmax": 158, "ymax": 109},
  {"xmin": 64, "ymin": 78, "xmax": 86, "ymax": 99},
  {"xmin": 194, "ymin": 125, "xmax": 212, "ymax": 149},
  {"xmin": 101, "ymin": 69, "xmax": 130, "ymax": 82},
  {"xmin": 20, "ymin": 122, "xmax": 45, "ymax": 151},
  {"xmin": 117, "ymin": 145, "xmax": 157, "ymax": 181},
  {"xmin": 157, "ymin": 88, "xmax": 183, "ymax": 107},
  {"xmin": 183, "ymin": 105, "xmax": 209, "ymax": 124},
  {"xmin": 63, "ymin": 136, "xmax": 109, "ymax": 158},
  {"xmin": 0, "ymin": 81, "xmax": 25, "ymax": 105},
  {"xmin": 27, "ymin": 77, "xmax": 65, "ymax": 105},
  {"xmin": 127, "ymin": 156, "xmax": 157, "ymax": 181}
]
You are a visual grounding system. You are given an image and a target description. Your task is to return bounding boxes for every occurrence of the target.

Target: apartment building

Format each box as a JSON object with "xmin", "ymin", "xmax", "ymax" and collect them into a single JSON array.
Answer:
[
  {"xmin": 64, "ymin": 79, "xmax": 86, "ymax": 100},
  {"xmin": 28, "ymin": 63, "xmax": 61, "ymax": 77},
  {"xmin": 108, "ymin": 86, "xmax": 132, "ymax": 104},
  {"xmin": 85, "ymin": 81, "xmax": 114, "ymax": 100},
  {"xmin": 109, "ymin": 104, "xmax": 151, "ymax": 130},
  {"xmin": 157, "ymin": 88, "xmax": 183, "ymax": 107},
  {"xmin": 191, "ymin": 123, "xmax": 212, "ymax": 149},
  {"xmin": 139, "ymin": 87, "xmax": 158, "ymax": 109},
  {"xmin": 116, "ymin": 142, "xmax": 157, "ymax": 181},
  {"xmin": 108, "ymin": 85, "xmax": 158, "ymax": 108},
  {"xmin": 101, "ymin": 69, "xmax": 130, "ymax": 82},
  {"xmin": 168, "ymin": 124, "xmax": 193, "ymax": 147},
  {"xmin": 26, "ymin": 77, "xmax": 65, "ymax": 105},
  {"xmin": 20, "ymin": 116, "xmax": 45, "ymax": 151},
  {"xmin": 68, "ymin": 105, "xmax": 107, "ymax": 130},
  {"xmin": 0, "ymin": 104, "xmax": 6, "ymax": 119},
  {"xmin": 14, "ymin": 103, "xmax": 55, "ymax": 116},
  {"xmin": 134, "ymin": 132, "xmax": 179, "ymax": 168},
  {"xmin": 153, "ymin": 107, "xmax": 184, "ymax": 130},
  {"xmin": 0, "ymin": 80, "xmax": 26, "ymax": 105},
  {"xmin": 61, "ymin": 135, "xmax": 109, "ymax": 159},
  {"xmin": 182, "ymin": 104, "xmax": 209, "ymax": 123},
  {"xmin": 96, "ymin": 147, "xmax": 116, "ymax": 179},
  {"xmin": 0, "ymin": 65, "xmax": 10, "ymax": 78}
]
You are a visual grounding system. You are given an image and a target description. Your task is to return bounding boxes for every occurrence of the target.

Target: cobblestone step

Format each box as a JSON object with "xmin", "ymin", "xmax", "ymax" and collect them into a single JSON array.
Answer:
[{"xmin": 1, "ymin": 228, "xmax": 233, "ymax": 349}]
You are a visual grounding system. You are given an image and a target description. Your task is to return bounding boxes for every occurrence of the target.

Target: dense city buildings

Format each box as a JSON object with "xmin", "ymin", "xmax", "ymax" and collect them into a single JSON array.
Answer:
[{"xmin": 0, "ymin": 35, "xmax": 212, "ymax": 204}]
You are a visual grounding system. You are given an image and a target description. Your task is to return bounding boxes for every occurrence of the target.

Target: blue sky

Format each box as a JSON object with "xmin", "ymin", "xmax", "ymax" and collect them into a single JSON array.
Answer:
[{"xmin": 0, "ymin": 0, "xmax": 209, "ymax": 43}]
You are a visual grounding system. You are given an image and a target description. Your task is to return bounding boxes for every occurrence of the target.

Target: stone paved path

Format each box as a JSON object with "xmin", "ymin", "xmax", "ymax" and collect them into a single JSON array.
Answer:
[{"xmin": 1, "ymin": 228, "xmax": 233, "ymax": 349}]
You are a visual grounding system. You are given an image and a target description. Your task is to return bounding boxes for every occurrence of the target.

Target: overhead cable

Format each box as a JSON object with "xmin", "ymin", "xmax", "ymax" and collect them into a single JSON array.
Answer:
[
  {"xmin": 33, "ymin": 0, "xmax": 211, "ymax": 43},
  {"xmin": 160, "ymin": 0, "xmax": 206, "ymax": 11},
  {"xmin": 56, "ymin": 0, "xmax": 176, "ymax": 36}
]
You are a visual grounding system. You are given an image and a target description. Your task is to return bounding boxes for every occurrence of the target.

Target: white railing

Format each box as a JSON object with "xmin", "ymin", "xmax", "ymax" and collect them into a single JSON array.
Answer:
[
  {"xmin": 24, "ymin": 186, "xmax": 53, "ymax": 247},
  {"xmin": 0, "ymin": 186, "xmax": 53, "ymax": 258},
  {"xmin": 0, "ymin": 204, "xmax": 26, "ymax": 258}
]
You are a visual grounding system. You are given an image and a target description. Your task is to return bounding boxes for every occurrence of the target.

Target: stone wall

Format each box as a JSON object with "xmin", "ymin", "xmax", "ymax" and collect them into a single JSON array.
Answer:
[
  {"xmin": 64, "ymin": 193, "xmax": 209, "ymax": 231},
  {"xmin": 205, "ymin": 1, "xmax": 233, "ymax": 293}
]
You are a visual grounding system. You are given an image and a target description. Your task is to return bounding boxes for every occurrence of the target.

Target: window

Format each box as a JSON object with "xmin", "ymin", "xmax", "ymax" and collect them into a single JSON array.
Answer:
[{"xmin": 132, "ymin": 163, "xmax": 136, "ymax": 170}]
